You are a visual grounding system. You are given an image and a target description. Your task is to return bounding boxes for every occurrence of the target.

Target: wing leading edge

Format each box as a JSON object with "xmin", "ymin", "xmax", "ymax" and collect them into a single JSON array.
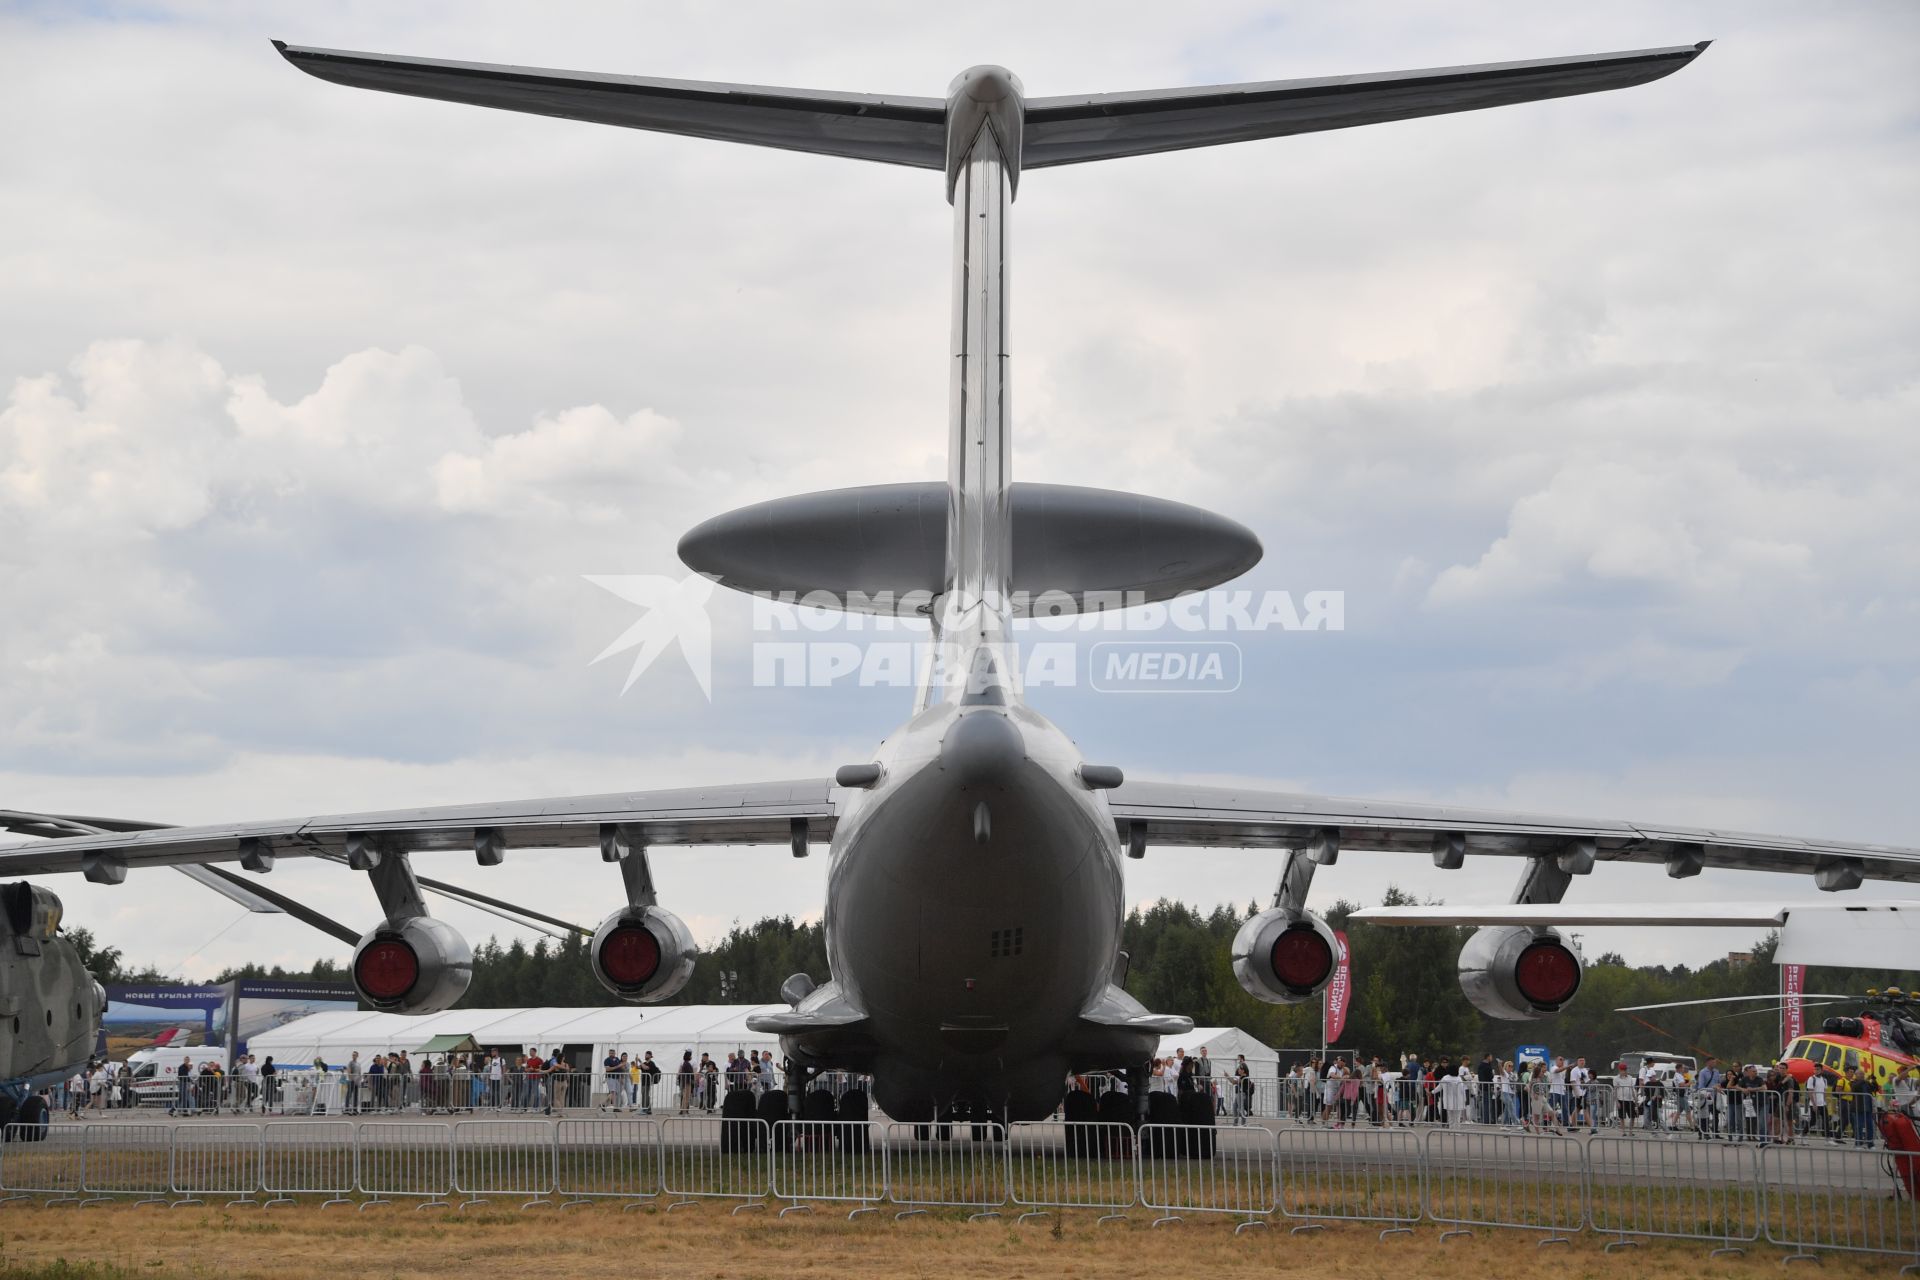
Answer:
[
  {"xmin": 1350, "ymin": 901, "xmax": 1920, "ymax": 969},
  {"xmin": 1111, "ymin": 778, "xmax": 1920, "ymax": 887},
  {"xmin": 0, "ymin": 779, "xmax": 837, "ymax": 879}
]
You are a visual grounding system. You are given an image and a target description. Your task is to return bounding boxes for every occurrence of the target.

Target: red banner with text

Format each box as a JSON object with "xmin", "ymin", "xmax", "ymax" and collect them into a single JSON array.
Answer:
[
  {"xmin": 1782, "ymin": 963, "xmax": 1807, "ymax": 1044},
  {"xmin": 1325, "ymin": 930, "xmax": 1353, "ymax": 1043}
]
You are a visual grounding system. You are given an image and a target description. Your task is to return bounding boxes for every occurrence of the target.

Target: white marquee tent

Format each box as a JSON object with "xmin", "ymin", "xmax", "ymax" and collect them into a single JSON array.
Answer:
[
  {"xmin": 248, "ymin": 1004, "xmax": 786, "ymax": 1074},
  {"xmin": 1155, "ymin": 1026, "xmax": 1285, "ymax": 1076}
]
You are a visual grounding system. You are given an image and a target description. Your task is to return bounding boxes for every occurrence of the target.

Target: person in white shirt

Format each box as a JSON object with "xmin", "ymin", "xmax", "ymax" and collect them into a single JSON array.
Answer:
[
  {"xmin": 1807, "ymin": 1070, "xmax": 1829, "ymax": 1139},
  {"xmin": 1613, "ymin": 1063, "xmax": 1636, "ymax": 1128},
  {"xmin": 240, "ymin": 1056, "xmax": 262, "ymax": 1112},
  {"xmin": 1321, "ymin": 1060, "xmax": 1343, "ymax": 1124},
  {"xmin": 1547, "ymin": 1058, "xmax": 1569, "ymax": 1131},
  {"xmin": 1440, "ymin": 1066, "xmax": 1467, "ymax": 1127},
  {"xmin": 1570, "ymin": 1058, "xmax": 1595, "ymax": 1134},
  {"xmin": 1639, "ymin": 1064, "xmax": 1666, "ymax": 1131}
]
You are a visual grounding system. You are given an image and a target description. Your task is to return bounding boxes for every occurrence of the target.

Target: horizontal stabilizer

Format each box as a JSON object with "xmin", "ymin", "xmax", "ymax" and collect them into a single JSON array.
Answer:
[
  {"xmin": 273, "ymin": 42, "xmax": 947, "ymax": 169},
  {"xmin": 1024, "ymin": 43, "xmax": 1708, "ymax": 167}
]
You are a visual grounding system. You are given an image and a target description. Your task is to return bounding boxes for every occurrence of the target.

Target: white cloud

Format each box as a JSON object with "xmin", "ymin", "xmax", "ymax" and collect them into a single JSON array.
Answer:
[{"xmin": 434, "ymin": 404, "xmax": 692, "ymax": 521}]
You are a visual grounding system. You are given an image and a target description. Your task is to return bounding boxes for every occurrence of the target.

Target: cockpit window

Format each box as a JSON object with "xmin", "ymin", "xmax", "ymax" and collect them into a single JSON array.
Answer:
[{"xmin": 1786, "ymin": 1039, "xmax": 1810, "ymax": 1060}]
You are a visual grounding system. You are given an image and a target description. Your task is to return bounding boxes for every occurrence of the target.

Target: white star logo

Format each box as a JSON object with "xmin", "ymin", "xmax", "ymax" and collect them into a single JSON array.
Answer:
[{"xmin": 585, "ymin": 573, "xmax": 718, "ymax": 699}]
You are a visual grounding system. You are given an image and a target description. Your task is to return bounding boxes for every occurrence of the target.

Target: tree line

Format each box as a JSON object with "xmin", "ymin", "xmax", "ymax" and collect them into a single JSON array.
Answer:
[{"xmin": 67, "ymin": 891, "xmax": 1915, "ymax": 1067}]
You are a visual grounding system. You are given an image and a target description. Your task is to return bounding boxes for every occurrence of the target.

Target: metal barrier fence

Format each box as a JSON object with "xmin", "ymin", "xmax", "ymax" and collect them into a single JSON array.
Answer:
[
  {"xmin": 81, "ymin": 1067, "xmax": 1908, "ymax": 1146},
  {"xmin": 0, "ymin": 1123, "xmax": 86, "ymax": 1205},
  {"xmin": 452, "ymin": 1120, "xmax": 556, "ymax": 1210},
  {"xmin": 170, "ymin": 1123, "xmax": 262, "ymax": 1206},
  {"xmin": 1082, "ymin": 1076, "xmax": 1908, "ymax": 1148},
  {"xmin": 555, "ymin": 1118, "xmax": 660, "ymax": 1208},
  {"xmin": 261, "ymin": 1120, "xmax": 355, "ymax": 1207},
  {"xmin": 1137, "ymin": 1123, "xmax": 1276, "ymax": 1232},
  {"xmin": 81, "ymin": 1122, "xmax": 172, "ymax": 1206},
  {"xmin": 1274, "ymin": 1125, "xmax": 1420, "ymax": 1238},
  {"xmin": 883, "ymin": 1122, "xmax": 1006, "ymax": 1220},
  {"xmin": 355, "ymin": 1122, "xmax": 453, "ymax": 1210},
  {"xmin": 659, "ymin": 1116, "xmax": 770, "ymax": 1212},
  {"xmin": 771, "ymin": 1119, "xmax": 884, "ymax": 1217},
  {"xmin": 1762, "ymin": 1142, "xmax": 1920, "ymax": 1265},
  {"xmin": 1586, "ymin": 1134, "xmax": 1759, "ymax": 1255},
  {"xmin": 1422, "ymin": 1129, "xmax": 1586, "ymax": 1245},
  {"xmin": 8, "ymin": 1116, "xmax": 1920, "ymax": 1266},
  {"xmin": 1007, "ymin": 1121, "xmax": 1135, "ymax": 1224}
]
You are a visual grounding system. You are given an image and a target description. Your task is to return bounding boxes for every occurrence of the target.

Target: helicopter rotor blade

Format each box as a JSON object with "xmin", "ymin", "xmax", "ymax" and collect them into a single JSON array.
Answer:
[{"xmin": 1615, "ymin": 994, "xmax": 1856, "ymax": 1013}]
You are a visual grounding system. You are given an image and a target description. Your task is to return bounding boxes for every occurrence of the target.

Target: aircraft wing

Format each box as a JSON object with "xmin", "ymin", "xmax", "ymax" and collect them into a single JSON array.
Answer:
[
  {"xmin": 0, "ymin": 809, "xmax": 171, "ymax": 839},
  {"xmin": 272, "ymin": 42, "xmax": 948, "ymax": 169},
  {"xmin": 1024, "ymin": 42, "xmax": 1708, "ymax": 168},
  {"xmin": 0, "ymin": 780, "xmax": 837, "ymax": 879},
  {"xmin": 1349, "ymin": 901, "xmax": 1920, "ymax": 969},
  {"xmin": 1108, "ymin": 778, "xmax": 1920, "ymax": 886}
]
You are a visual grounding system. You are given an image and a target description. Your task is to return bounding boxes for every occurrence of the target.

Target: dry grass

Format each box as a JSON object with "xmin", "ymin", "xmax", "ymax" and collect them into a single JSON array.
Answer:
[{"xmin": 0, "ymin": 1202, "xmax": 1905, "ymax": 1280}]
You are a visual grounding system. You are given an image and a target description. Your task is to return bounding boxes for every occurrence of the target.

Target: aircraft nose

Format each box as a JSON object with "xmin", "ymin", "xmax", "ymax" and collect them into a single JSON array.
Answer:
[{"xmin": 939, "ymin": 710, "xmax": 1024, "ymax": 787}]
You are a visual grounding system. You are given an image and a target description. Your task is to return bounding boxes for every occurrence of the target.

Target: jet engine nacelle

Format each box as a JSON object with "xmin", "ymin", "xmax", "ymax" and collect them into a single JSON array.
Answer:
[
  {"xmin": 590, "ymin": 906, "xmax": 696, "ymax": 1003},
  {"xmin": 1457, "ymin": 925, "xmax": 1584, "ymax": 1021},
  {"xmin": 1231, "ymin": 908, "xmax": 1340, "ymax": 1004},
  {"xmin": 350, "ymin": 916, "xmax": 473, "ymax": 1015}
]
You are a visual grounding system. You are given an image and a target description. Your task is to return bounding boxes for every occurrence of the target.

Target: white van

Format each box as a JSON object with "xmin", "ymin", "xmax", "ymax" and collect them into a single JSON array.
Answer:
[{"xmin": 122, "ymin": 1047, "xmax": 223, "ymax": 1106}]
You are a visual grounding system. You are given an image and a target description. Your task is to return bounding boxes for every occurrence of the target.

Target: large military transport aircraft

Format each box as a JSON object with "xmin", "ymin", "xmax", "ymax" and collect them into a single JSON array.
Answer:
[{"xmin": 7, "ymin": 36, "xmax": 1917, "ymax": 1121}]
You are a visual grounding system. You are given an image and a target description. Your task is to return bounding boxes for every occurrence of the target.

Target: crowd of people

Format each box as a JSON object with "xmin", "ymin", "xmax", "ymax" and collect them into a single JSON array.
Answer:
[
  {"xmin": 1262, "ymin": 1052, "xmax": 1914, "ymax": 1146},
  {"xmin": 45, "ymin": 1041, "xmax": 1916, "ymax": 1148},
  {"xmin": 40, "ymin": 1046, "xmax": 835, "ymax": 1120},
  {"xmin": 1074, "ymin": 1047, "xmax": 1264, "ymax": 1124},
  {"xmin": 57, "ymin": 1054, "xmax": 288, "ymax": 1116}
]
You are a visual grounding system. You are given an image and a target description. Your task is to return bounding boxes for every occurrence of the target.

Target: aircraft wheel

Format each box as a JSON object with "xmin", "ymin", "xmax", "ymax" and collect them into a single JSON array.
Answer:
[
  {"xmin": 17, "ymin": 1095, "xmax": 49, "ymax": 1142},
  {"xmin": 0, "ymin": 1094, "xmax": 16, "ymax": 1139}
]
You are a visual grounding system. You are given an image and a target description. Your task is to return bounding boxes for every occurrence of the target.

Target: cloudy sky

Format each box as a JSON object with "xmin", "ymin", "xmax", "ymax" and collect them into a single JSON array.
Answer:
[{"xmin": 2, "ymin": 1, "xmax": 1916, "ymax": 983}]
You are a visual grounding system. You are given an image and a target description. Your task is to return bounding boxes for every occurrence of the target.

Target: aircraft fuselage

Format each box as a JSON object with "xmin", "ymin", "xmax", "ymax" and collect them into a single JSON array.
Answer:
[{"xmin": 824, "ymin": 697, "xmax": 1133, "ymax": 1120}]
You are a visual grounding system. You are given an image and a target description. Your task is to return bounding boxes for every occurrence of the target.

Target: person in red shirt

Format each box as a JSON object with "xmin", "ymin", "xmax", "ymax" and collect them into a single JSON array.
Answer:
[{"xmin": 521, "ymin": 1051, "xmax": 544, "ymax": 1111}]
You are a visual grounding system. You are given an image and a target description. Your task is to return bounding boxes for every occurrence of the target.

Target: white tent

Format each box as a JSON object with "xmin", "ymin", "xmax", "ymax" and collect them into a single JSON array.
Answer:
[
  {"xmin": 247, "ymin": 1004, "xmax": 787, "ymax": 1077},
  {"xmin": 1155, "ymin": 1026, "xmax": 1284, "ymax": 1076}
]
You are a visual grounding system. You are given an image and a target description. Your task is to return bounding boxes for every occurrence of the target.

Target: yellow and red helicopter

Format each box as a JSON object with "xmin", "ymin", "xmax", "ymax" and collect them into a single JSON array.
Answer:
[
  {"xmin": 1778, "ymin": 990, "xmax": 1920, "ymax": 1089},
  {"xmin": 1620, "ymin": 988, "xmax": 1920, "ymax": 1086}
]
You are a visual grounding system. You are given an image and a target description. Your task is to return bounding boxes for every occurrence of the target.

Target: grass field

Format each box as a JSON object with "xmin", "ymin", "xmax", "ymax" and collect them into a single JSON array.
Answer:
[{"xmin": 0, "ymin": 1202, "xmax": 1908, "ymax": 1280}]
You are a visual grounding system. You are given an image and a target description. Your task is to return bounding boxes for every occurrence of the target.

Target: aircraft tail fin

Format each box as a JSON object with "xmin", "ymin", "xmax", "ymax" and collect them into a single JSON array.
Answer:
[
  {"xmin": 272, "ymin": 42, "xmax": 948, "ymax": 169},
  {"xmin": 1022, "ymin": 42, "xmax": 1708, "ymax": 169}
]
